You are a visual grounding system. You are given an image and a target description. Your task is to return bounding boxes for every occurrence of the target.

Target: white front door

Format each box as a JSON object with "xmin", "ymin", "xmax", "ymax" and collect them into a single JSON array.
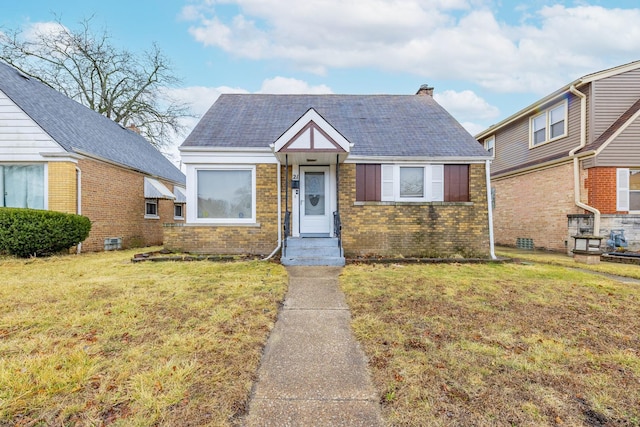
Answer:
[{"xmin": 300, "ymin": 166, "xmax": 331, "ymax": 236}]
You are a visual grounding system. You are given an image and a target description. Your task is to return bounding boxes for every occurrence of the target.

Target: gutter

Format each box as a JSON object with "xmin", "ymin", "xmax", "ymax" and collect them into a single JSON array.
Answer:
[
  {"xmin": 485, "ymin": 160, "xmax": 497, "ymax": 260},
  {"xmin": 568, "ymin": 85, "xmax": 601, "ymax": 236},
  {"xmin": 262, "ymin": 158, "xmax": 282, "ymax": 260}
]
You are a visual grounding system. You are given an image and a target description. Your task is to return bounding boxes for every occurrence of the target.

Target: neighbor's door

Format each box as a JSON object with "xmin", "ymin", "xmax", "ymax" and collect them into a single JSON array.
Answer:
[{"xmin": 300, "ymin": 166, "xmax": 331, "ymax": 236}]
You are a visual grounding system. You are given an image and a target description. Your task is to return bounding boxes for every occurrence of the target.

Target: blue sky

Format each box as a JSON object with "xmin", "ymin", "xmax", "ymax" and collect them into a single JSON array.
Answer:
[{"xmin": 3, "ymin": 0, "xmax": 640, "ymax": 161}]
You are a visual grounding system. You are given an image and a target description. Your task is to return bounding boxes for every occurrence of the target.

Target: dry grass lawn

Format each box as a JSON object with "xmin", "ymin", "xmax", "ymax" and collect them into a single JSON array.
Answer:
[
  {"xmin": 0, "ymin": 248, "xmax": 287, "ymax": 426},
  {"xmin": 341, "ymin": 258, "xmax": 640, "ymax": 426}
]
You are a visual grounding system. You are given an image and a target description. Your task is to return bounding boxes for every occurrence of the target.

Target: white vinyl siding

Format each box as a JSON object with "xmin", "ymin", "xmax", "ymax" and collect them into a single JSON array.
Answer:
[
  {"xmin": 530, "ymin": 100, "xmax": 567, "ymax": 148},
  {"xmin": 617, "ymin": 168, "xmax": 630, "ymax": 211},
  {"xmin": 380, "ymin": 164, "xmax": 443, "ymax": 202}
]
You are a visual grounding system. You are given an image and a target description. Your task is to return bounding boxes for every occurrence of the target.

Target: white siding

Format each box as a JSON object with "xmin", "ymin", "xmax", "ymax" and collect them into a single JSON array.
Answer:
[{"xmin": 0, "ymin": 89, "xmax": 64, "ymax": 161}]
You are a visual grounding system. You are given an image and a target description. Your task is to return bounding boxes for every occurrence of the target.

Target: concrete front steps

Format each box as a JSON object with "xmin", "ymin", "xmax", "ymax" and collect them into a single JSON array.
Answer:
[{"xmin": 281, "ymin": 237, "xmax": 345, "ymax": 266}]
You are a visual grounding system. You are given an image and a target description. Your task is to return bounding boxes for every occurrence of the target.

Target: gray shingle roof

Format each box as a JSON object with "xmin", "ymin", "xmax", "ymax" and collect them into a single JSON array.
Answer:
[
  {"xmin": 0, "ymin": 61, "xmax": 185, "ymax": 184},
  {"xmin": 183, "ymin": 94, "xmax": 489, "ymax": 158}
]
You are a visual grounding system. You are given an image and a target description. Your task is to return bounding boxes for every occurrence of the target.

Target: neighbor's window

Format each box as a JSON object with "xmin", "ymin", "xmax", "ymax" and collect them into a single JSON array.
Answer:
[
  {"xmin": 174, "ymin": 203, "xmax": 184, "ymax": 219},
  {"xmin": 0, "ymin": 164, "xmax": 45, "ymax": 209},
  {"xmin": 197, "ymin": 167, "xmax": 255, "ymax": 222},
  {"xmin": 484, "ymin": 136, "xmax": 495, "ymax": 156},
  {"xmin": 618, "ymin": 168, "xmax": 640, "ymax": 212},
  {"xmin": 530, "ymin": 100, "xmax": 567, "ymax": 147},
  {"xmin": 145, "ymin": 199, "xmax": 158, "ymax": 218}
]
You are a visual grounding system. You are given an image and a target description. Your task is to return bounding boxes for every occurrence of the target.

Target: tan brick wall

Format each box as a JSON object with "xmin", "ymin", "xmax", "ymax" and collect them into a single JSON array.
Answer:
[
  {"xmin": 48, "ymin": 162, "xmax": 77, "ymax": 214},
  {"xmin": 78, "ymin": 158, "xmax": 181, "ymax": 252},
  {"xmin": 340, "ymin": 163, "xmax": 491, "ymax": 258},
  {"xmin": 492, "ymin": 162, "xmax": 579, "ymax": 251},
  {"xmin": 163, "ymin": 164, "xmax": 280, "ymax": 255}
]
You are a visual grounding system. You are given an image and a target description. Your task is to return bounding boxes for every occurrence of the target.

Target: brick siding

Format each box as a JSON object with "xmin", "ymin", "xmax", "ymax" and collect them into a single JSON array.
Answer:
[
  {"xmin": 48, "ymin": 161, "xmax": 77, "ymax": 214},
  {"xmin": 586, "ymin": 167, "xmax": 620, "ymax": 214},
  {"xmin": 163, "ymin": 164, "xmax": 279, "ymax": 255},
  {"xmin": 492, "ymin": 162, "xmax": 580, "ymax": 251},
  {"xmin": 65, "ymin": 158, "xmax": 182, "ymax": 252},
  {"xmin": 340, "ymin": 163, "xmax": 491, "ymax": 258}
]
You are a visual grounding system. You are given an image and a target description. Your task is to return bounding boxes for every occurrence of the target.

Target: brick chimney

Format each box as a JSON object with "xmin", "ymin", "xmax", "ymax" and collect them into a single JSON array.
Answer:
[
  {"xmin": 127, "ymin": 123, "xmax": 141, "ymax": 134},
  {"xmin": 416, "ymin": 84, "xmax": 434, "ymax": 96}
]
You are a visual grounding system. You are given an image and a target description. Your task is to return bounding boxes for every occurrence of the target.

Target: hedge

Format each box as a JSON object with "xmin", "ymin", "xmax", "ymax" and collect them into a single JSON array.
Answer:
[{"xmin": 0, "ymin": 208, "xmax": 91, "ymax": 257}]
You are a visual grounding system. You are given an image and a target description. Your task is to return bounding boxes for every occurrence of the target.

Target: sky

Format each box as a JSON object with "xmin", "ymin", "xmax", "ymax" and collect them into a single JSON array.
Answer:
[{"xmin": 2, "ymin": 0, "xmax": 640, "ymax": 164}]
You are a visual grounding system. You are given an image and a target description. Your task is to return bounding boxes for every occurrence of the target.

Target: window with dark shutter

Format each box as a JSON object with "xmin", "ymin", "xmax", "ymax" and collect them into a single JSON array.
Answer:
[
  {"xmin": 356, "ymin": 164, "xmax": 381, "ymax": 201},
  {"xmin": 444, "ymin": 165, "xmax": 470, "ymax": 202}
]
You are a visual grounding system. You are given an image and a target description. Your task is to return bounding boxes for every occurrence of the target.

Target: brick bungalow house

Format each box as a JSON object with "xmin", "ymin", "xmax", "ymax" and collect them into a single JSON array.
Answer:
[
  {"xmin": 165, "ymin": 86, "xmax": 495, "ymax": 265},
  {"xmin": 0, "ymin": 61, "xmax": 186, "ymax": 252},
  {"xmin": 475, "ymin": 60, "xmax": 640, "ymax": 253}
]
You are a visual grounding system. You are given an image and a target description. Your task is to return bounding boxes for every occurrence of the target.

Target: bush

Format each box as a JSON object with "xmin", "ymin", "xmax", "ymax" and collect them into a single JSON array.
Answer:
[{"xmin": 0, "ymin": 208, "xmax": 91, "ymax": 257}]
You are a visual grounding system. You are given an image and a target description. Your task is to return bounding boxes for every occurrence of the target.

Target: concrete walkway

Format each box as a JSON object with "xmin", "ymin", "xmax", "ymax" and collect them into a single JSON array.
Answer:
[{"xmin": 242, "ymin": 266, "xmax": 383, "ymax": 426}]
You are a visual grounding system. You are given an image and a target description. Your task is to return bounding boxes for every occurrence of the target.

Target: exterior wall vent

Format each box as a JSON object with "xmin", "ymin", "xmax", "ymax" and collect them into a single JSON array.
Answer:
[
  {"xmin": 516, "ymin": 237, "xmax": 534, "ymax": 250},
  {"xmin": 104, "ymin": 237, "xmax": 122, "ymax": 251}
]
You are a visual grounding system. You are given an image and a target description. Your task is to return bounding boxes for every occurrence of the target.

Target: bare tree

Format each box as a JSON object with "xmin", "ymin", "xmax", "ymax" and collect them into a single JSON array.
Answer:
[{"xmin": 0, "ymin": 16, "xmax": 191, "ymax": 148}]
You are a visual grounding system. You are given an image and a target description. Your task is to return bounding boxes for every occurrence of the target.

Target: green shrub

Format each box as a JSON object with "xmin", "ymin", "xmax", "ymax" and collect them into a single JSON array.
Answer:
[{"xmin": 0, "ymin": 208, "xmax": 91, "ymax": 257}]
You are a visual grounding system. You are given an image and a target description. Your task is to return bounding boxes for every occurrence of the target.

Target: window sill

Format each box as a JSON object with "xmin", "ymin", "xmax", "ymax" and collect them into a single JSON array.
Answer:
[
  {"xmin": 173, "ymin": 216, "xmax": 184, "ymax": 221},
  {"xmin": 354, "ymin": 201, "xmax": 473, "ymax": 206},
  {"xmin": 529, "ymin": 134, "xmax": 567, "ymax": 149},
  {"xmin": 144, "ymin": 215, "xmax": 160, "ymax": 219}
]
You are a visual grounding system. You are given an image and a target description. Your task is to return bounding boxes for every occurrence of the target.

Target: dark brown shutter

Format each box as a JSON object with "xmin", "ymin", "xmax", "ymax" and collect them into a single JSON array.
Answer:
[
  {"xmin": 356, "ymin": 164, "xmax": 381, "ymax": 201},
  {"xmin": 444, "ymin": 165, "xmax": 469, "ymax": 202}
]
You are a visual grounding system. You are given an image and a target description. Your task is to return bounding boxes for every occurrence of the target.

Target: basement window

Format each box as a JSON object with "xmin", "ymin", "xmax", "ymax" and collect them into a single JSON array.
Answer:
[{"xmin": 145, "ymin": 199, "xmax": 159, "ymax": 219}]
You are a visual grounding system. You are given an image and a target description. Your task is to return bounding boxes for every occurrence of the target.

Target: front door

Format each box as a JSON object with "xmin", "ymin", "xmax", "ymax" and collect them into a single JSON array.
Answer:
[{"xmin": 300, "ymin": 166, "xmax": 331, "ymax": 236}]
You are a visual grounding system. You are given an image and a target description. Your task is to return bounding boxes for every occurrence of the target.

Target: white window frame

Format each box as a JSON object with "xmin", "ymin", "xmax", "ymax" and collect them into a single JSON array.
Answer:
[
  {"xmin": 173, "ymin": 203, "xmax": 184, "ymax": 220},
  {"xmin": 380, "ymin": 164, "xmax": 444, "ymax": 202},
  {"xmin": 191, "ymin": 165, "xmax": 256, "ymax": 224},
  {"xmin": 529, "ymin": 100, "xmax": 568, "ymax": 148},
  {"xmin": 0, "ymin": 163, "xmax": 48, "ymax": 210},
  {"xmin": 145, "ymin": 199, "xmax": 159, "ymax": 219},
  {"xmin": 484, "ymin": 136, "xmax": 495, "ymax": 157}
]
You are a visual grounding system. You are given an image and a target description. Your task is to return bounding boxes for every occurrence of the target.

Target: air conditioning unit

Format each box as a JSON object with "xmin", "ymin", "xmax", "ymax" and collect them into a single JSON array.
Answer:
[{"xmin": 104, "ymin": 237, "xmax": 122, "ymax": 251}]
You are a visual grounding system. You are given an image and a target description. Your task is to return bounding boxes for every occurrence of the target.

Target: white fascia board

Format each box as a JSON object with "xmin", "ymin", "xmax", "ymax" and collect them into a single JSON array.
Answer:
[
  {"xmin": 180, "ymin": 148, "xmax": 278, "ymax": 165},
  {"xmin": 345, "ymin": 156, "xmax": 491, "ymax": 164}
]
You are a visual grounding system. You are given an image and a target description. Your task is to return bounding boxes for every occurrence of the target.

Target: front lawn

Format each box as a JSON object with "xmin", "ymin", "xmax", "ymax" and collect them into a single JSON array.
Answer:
[
  {"xmin": 0, "ymin": 249, "xmax": 287, "ymax": 426},
  {"xmin": 341, "ymin": 261, "xmax": 640, "ymax": 426}
]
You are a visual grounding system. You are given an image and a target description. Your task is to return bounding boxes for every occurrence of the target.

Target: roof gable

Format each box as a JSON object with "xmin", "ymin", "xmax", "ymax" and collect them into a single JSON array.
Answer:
[
  {"xmin": 274, "ymin": 108, "xmax": 349, "ymax": 154},
  {"xmin": 0, "ymin": 61, "xmax": 185, "ymax": 184}
]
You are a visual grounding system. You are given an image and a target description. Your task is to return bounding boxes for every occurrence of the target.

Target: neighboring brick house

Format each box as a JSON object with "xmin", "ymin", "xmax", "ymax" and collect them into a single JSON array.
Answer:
[
  {"xmin": 167, "ymin": 87, "xmax": 494, "ymax": 265},
  {"xmin": 475, "ymin": 60, "xmax": 640, "ymax": 253},
  {"xmin": 0, "ymin": 61, "xmax": 186, "ymax": 252}
]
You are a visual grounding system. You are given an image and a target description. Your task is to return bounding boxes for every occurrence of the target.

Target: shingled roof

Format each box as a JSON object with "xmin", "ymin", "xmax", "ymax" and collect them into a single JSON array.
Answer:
[
  {"xmin": 182, "ymin": 94, "xmax": 489, "ymax": 158},
  {"xmin": 0, "ymin": 61, "xmax": 185, "ymax": 184}
]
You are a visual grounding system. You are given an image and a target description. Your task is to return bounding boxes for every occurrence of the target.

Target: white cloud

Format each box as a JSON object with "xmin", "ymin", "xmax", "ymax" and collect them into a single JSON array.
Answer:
[
  {"xmin": 258, "ymin": 77, "xmax": 333, "ymax": 94},
  {"xmin": 434, "ymin": 89, "xmax": 500, "ymax": 121},
  {"xmin": 182, "ymin": 2, "xmax": 640, "ymax": 95}
]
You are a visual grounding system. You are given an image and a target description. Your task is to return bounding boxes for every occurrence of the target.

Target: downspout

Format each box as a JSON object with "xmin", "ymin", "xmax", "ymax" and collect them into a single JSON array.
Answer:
[
  {"xmin": 262, "ymin": 158, "xmax": 282, "ymax": 260},
  {"xmin": 485, "ymin": 160, "xmax": 497, "ymax": 260},
  {"xmin": 568, "ymin": 85, "xmax": 601, "ymax": 236},
  {"xmin": 75, "ymin": 165, "xmax": 82, "ymax": 254}
]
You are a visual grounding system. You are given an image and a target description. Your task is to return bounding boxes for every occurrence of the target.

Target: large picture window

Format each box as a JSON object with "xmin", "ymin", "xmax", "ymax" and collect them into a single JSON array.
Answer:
[
  {"xmin": 530, "ymin": 101, "xmax": 567, "ymax": 147},
  {"xmin": 196, "ymin": 167, "xmax": 255, "ymax": 222},
  {"xmin": 0, "ymin": 164, "xmax": 45, "ymax": 209}
]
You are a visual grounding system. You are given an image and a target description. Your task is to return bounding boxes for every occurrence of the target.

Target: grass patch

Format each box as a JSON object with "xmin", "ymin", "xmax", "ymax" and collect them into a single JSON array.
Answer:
[
  {"xmin": 341, "ymin": 261, "xmax": 640, "ymax": 426},
  {"xmin": 0, "ymin": 248, "xmax": 287, "ymax": 426}
]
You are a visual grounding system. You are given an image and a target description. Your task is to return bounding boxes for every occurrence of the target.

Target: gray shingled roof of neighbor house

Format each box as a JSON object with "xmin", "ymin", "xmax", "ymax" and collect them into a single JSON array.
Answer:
[
  {"xmin": 0, "ymin": 61, "xmax": 185, "ymax": 184},
  {"xmin": 183, "ymin": 94, "xmax": 490, "ymax": 158}
]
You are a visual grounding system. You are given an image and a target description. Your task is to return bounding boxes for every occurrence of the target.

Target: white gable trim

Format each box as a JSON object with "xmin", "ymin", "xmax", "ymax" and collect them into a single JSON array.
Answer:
[{"xmin": 274, "ymin": 108, "xmax": 350, "ymax": 153}]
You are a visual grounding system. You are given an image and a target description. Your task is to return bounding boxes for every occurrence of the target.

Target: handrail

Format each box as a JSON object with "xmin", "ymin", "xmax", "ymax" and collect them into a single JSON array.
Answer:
[
  {"xmin": 283, "ymin": 211, "xmax": 291, "ymax": 257},
  {"xmin": 333, "ymin": 211, "xmax": 342, "ymax": 255}
]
